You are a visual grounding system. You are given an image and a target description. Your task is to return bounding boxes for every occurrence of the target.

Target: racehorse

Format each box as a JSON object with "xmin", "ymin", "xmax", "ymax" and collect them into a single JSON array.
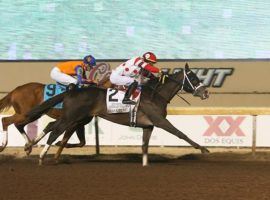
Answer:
[
  {"xmin": 0, "ymin": 63, "xmax": 112, "ymax": 153},
  {"xmin": 26, "ymin": 63, "xmax": 209, "ymax": 166}
]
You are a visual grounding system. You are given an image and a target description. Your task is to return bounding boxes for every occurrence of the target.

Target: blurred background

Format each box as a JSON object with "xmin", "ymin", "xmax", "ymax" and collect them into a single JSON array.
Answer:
[{"xmin": 0, "ymin": 0, "xmax": 270, "ymax": 60}]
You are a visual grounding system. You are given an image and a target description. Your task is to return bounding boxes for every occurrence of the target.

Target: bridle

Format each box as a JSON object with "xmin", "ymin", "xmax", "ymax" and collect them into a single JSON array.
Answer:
[
  {"xmin": 179, "ymin": 69, "xmax": 204, "ymax": 95},
  {"xmin": 148, "ymin": 69, "xmax": 204, "ymax": 103}
]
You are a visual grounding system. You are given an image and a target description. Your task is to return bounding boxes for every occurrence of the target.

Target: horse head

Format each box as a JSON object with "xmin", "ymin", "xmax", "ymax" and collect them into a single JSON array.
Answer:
[
  {"xmin": 157, "ymin": 63, "xmax": 209, "ymax": 102},
  {"xmin": 180, "ymin": 63, "xmax": 209, "ymax": 100}
]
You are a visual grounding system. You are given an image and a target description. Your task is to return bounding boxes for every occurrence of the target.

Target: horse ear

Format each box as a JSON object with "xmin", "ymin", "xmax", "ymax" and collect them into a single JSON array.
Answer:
[{"xmin": 185, "ymin": 63, "xmax": 189, "ymax": 70}]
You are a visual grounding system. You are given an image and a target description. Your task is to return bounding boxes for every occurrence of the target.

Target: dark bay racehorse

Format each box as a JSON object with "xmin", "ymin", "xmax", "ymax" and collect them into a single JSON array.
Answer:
[
  {"xmin": 26, "ymin": 63, "xmax": 209, "ymax": 166},
  {"xmin": 0, "ymin": 63, "xmax": 112, "ymax": 153}
]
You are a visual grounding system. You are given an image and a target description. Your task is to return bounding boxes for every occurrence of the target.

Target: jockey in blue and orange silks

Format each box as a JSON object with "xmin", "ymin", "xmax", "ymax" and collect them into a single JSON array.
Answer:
[
  {"xmin": 50, "ymin": 55, "xmax": 96, "ymax": 89},
  {"xmin": 110, "ymin": 52, "xmax": 160, "ymax": 105}
]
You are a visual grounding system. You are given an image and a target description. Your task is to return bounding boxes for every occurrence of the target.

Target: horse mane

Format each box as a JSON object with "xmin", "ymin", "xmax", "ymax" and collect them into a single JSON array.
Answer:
[
  {"xmin": 143, "ymin": 71, "xmax": 182, "ymax": 90},
  {"xmin": 141, "ymin": 77, "xmax": 160, "ymax": 94},
  {"xmin": 140, "ymin": 71, "xmax": 184, "ymax": 102}
]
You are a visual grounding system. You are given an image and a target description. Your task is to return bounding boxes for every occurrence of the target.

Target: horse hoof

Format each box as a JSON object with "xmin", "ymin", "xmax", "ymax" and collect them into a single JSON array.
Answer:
[
  {"xmin": 25, "ymin": 147, "xmax": 32, "ymax": 156},
  {"xmin": 24, "ymin": 144, "xmax": 32, "ymax": 153},
  {"xmin": 0, "ymin": 143, "xmax": 7, "ymax": 152},
  {"xmin": 201, "ymin": 147, "xmax": 210, "ymax": 154}
]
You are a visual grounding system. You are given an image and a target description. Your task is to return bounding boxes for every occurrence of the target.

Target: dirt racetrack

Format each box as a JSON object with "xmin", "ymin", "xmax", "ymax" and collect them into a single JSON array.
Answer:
[{"xmin": 1, "ymin": 146, "xmax": 270, "ymax": 200}]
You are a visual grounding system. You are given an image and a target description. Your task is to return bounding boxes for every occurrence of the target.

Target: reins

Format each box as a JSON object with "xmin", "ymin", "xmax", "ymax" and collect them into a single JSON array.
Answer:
[
  {"xmin": 146, "ymin": 72, "xmax": 185, "ymax": 104},
  {"xmin": 146, "ymin": 74, "xmax": 169, "ymax": 103},
  {"xmin": 146, "ymin": 70, "xmax": 199, "ymax": 105}
]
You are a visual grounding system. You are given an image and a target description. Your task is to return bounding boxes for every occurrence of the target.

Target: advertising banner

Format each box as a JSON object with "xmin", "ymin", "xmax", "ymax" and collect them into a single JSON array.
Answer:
[
  {"xmin": 0, "ymin": 115, "xmax": 255, "ymax": 147},
  {"xmin": 110, "ymin": 115, "xmax": 253, "ymax": 147},
  {"xmin": 256, "ymin": 116, "xmax": 270, "ymax": 147},
  {"xmin": 10, "ymin": 113, "xmax": 270, "ymax": 149}
]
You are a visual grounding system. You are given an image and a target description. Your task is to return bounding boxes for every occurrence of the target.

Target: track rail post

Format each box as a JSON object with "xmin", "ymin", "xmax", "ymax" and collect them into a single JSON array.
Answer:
[
  {"xmin": 252, "ymin": 115, "xmax": 257, "ymax": 156},
  {"xmin": 94, "ymin": 116, "xmax": 100, "ymax": 155}
]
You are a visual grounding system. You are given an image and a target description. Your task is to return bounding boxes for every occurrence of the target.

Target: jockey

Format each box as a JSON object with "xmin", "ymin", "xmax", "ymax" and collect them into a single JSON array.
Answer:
[
  {"xmin": 110, "ymin": 52, "xmax": 160, "ymax": 105},
  {"xmin": 50, "ymin": 55, "xmax": 96, "ymax": 89}
]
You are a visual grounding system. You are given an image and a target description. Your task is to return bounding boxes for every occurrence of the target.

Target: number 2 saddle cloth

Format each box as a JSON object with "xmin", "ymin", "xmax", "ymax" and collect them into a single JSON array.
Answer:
[
  {"xmin": 43, "ymin": 83, "xmax": 66, "ymax": 109},
  {"xmin": 106, "ymin": 87, "xmax": 141, "ymax": 114}
]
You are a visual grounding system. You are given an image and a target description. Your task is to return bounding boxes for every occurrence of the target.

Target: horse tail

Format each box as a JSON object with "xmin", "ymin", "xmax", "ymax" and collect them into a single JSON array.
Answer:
[
  {"xmin": 0, "ymin": 92, "xmax": 12, "ymax": 113},
  {"xmin": 26, "ymin": 91, "xmax": 67, "ymax": 121}
]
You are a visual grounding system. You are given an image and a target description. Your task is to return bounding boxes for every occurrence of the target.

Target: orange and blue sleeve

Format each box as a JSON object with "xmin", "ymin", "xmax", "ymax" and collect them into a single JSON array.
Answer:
[{"xmin": 75, "ymin": 66, "xmax": 84, "ymax": 84}]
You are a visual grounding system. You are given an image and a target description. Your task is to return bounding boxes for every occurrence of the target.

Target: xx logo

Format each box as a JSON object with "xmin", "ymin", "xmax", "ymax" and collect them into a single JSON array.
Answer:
[{"xmin": 203, "ymin": 116, "xmax": 246, "ymax": 136}]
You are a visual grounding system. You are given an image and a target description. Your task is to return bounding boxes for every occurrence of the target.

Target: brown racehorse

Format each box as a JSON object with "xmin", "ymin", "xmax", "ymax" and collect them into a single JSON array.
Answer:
[
  {"xmin": 0, "ymin": 63, "xmax": 112, "ymax": 153},
  {"xmin": 26, "ymin": 63, "xmax": 210, "ymax": 166}
]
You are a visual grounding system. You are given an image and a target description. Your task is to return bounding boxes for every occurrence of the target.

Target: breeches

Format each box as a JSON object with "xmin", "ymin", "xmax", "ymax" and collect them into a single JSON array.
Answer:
[
  {"xmin": 50, "ymin": 67, "xmax": 77, "ymax": 85},
  {"xmin": 110, "ymin": 71, "xmax": 134, "ymax": 86}
]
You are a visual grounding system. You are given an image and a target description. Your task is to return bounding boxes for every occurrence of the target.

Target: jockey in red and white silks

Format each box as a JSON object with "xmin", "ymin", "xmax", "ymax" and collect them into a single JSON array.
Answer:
[
  {"xmin": 110, "ymin": 52, "xmax": 160, "ymax": 104},
  {"xmin": 110, "ymin": 52, "xmax": 159, "ymax": 86}
]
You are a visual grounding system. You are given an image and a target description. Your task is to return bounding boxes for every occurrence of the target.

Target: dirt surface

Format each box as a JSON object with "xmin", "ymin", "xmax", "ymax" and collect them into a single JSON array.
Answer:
[{"xmin": 1, "ymin": 146, "xmax": 270, "ymax": 200}]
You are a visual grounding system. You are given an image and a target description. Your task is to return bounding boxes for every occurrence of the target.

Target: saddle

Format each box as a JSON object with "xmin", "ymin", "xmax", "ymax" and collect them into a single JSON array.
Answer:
[
  {"xmin": 44, "ymin": 83, "xmax": 66, "ymax": 109},
  {"xmin": 106, "ymin": 87, "xmax": 141, "ymax": 127}
]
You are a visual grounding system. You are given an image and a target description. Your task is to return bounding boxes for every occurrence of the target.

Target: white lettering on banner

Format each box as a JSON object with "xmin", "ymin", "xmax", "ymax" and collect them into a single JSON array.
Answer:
[
  {"xmin": 161, "ymin": 68, "xmax": 233, "ymax": 87},
  {"xmin": 204, "ymin": 137, "xmax": 244, "ymax": 145},
  {"xmin": 119, "ymin": 134, "xmax": 158, "ymax": 141}
]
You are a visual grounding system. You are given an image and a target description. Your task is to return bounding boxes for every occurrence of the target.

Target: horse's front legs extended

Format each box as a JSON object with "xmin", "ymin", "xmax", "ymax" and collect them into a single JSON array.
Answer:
[{"xmin": 151, "ymin": 116, "xmax": 209, "ymax": 154}]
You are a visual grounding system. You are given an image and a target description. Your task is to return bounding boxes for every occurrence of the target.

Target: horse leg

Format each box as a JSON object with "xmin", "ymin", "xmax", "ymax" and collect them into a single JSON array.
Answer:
[
  {"xmin": 142, "ymin": 126, "xmax": 154, "ymax": 166},
  {"xmin": 39, "ymin": 120, "xmax": 70, "ymax": 165},
  {"xmin": 14, "ymin": 124, "xmax": 32, "ymax": 155},
  {"xmin": 1, "ymin": 114, "xmax": 28, "ymax": 152},
  {"xmin": 0, "ymin": 116, "xmax": 9, "ymax": 152},
  {"xmin": 67, "ymin": 125, "xmax": 86, "ymax": 148},
  {"xmin": 150, "ymin": 116, "xmax": 209, "ymax": 153},
  {"xmin": 55, "ymin": 117, "xmax": 93, "ymax": 148},
  {"xmin": 2, "ymin": 113, "xmax": 41, "ymax": 154},
  {"xmin": 25, "ymin": 121, "xmax": 56, "ymax": 152},
  {"xmin": 71, "ymin": 125, "xmax": 86, "ymax": 148},
  {"xmin": 55, "ymin": 125, "xmax": 86, "ymax": 148},
  {"xmin": 54, "ymin": 129, "xmax": 75, "ymax": 163},
  {"xmin": 54, "ymin": 117, "xmax": 93, "ymax": 162}
]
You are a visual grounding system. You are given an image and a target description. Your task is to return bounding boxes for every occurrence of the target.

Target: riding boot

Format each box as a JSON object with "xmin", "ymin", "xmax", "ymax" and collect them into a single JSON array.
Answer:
[{"xmin": 122, "ymin": 81, "xmax": 138, "ymax": 105}]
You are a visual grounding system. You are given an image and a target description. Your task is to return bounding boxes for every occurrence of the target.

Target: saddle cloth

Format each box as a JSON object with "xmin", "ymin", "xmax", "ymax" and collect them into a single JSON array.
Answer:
[
  {"xmin": 44, "ymin": 84, "xmax": 66, "ymax": 109},
  {"xmin": 106, "ymin": 88, "xmax": 141, "ymax": 114}
]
